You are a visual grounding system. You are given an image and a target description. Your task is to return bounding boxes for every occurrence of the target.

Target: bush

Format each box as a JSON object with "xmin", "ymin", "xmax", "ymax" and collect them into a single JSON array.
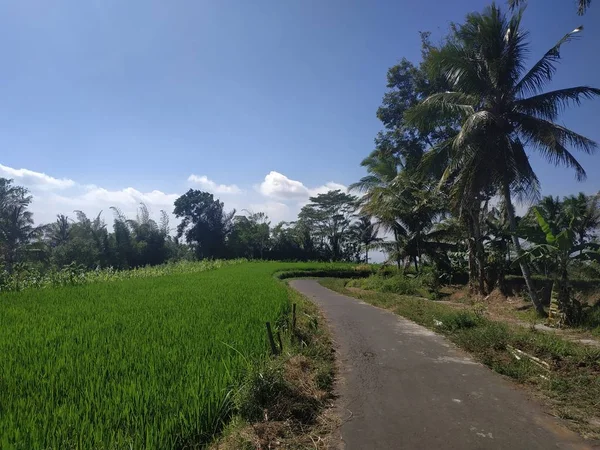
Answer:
[{"xmin": 347, "ymin": 273, "xmax": 429, "ymax": 296}]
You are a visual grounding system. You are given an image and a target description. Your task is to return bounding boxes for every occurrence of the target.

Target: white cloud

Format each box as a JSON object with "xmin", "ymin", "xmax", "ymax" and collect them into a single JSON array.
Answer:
[
  {"xmin": 258, "ymin": 171, "xmax": 310, "ymax": 199},
  {"xmin": 1, "ymin": 164, "xmax": 348, "ymax": 229},
  {"xmin": 188, "ymin": 174, "xmax": 242, "ymax": 194},
  {"xmin": 0, "ymin": 164, "xmax": 180, "ymax": 227},
  {"xmin": 257, "ymin": 171, "xmax": 346, "ymax": 200},
  {"xmin": 0, "ymin": 164, "xmax": 75, "ymax": 190}
]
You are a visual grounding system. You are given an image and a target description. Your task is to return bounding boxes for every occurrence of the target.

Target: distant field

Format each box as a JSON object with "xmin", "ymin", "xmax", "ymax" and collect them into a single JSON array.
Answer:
[{"xmin": 0, "ymin": 261, "xmax": 357, "ymax": 449}]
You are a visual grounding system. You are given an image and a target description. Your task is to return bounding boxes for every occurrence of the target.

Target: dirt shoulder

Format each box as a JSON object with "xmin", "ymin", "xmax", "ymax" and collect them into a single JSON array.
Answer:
[{"xmin": 212, "ymin": 284, "xmax": 339, "ymax": 450}]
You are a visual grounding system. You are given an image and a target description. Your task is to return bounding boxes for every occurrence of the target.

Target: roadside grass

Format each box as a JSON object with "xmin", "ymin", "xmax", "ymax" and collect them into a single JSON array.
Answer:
[
  {"xmin": 319, "ymin": 278, "xmax": 600, "ymax": 440},
  {"xmin": 345, "ymin": 273, "xmax": 430, "ymax": 297},
  {"xmin": 0, "ymin": 262, "xmax": 344, "ymax": 449},
  {"xmin": 212, "ymin": 285, "xmax": 337, "ymax": 450}
]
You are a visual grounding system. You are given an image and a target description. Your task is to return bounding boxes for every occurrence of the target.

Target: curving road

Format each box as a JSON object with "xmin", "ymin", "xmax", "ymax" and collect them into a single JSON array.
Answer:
[{"xmin": 290, "ymin": 279, "xmax": 596, "ymax": 450}]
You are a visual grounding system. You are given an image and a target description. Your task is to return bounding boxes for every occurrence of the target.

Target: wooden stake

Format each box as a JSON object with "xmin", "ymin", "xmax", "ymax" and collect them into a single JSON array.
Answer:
[
  {"xmin": 265, "ymin": 322, "xmax": 278, "ymax": 355},
  {"xmin": 292, "ymin": 303, "xmax": 297, "ymax": 331}
]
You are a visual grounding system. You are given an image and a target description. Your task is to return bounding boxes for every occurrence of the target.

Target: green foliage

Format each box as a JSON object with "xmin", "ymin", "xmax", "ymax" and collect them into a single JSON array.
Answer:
[
  {"xmin": 400, "ymin": 4, "xmax": 599, "ymax": 306},
  {"xmin": 347, "ymin": 273, "xmax": 430, "ymax": 297},
  {"xmin": 0, "ymin": 178, "xmax": 38, "ymax": 272},
  {"xmin": 0, "ymin": 259, "xmax": 247, "ymax": 293},
  {"xmin": 0, "ymin": 261, "xmax": 351, "ymax": 449},
  {"xmin": 297, "ymin": 190, "xmax": 359, "ymax": 261},
  {"xmin": 228, "ymin": 212, "xmax": 271, "ymax": 259},
  {"xmin": 174, "ymin": 189, "xmax": 235, "ymax": 259}
]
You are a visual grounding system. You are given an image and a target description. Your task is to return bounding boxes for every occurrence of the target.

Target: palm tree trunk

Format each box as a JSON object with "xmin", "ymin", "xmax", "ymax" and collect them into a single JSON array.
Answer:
[
  {"xmin": 393, "ymin": 229, "xmax": 401, "ymax": 269},
  {"xmin": 365, "ymin": 246, "xmax": 369, "ymax": 264},
  {"xmin": 501, "ymin": 180, "xmax": 544, "ymax": 315},
  {"xmin": 471, "ymin": 213, "xmax": 486, "ymax": 295}
]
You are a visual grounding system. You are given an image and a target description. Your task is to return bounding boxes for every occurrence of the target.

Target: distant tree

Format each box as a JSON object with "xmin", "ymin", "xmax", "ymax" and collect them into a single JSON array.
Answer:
[
  {"xmin": 353, "ymin": 216, "xmax": 380, "ymax": 263},
  {"xmin": 270, "ymin": 221, "xmax": 304, "ymax": 260},
  {"xmin": 173, "ymin": 190, "xmax": 234, "ymax": 259},
  {"xmin": 46, "ymin": 215, "xmax": 72, "ymax": 247},
  {"xmin": 298, "ymin": 190, "xmax": 358, "ymax": 261},
  {"xmin": 49, "ymin": 211, "xmax": 110, "ymax": 269},
  {"xmin": 563, "ymin": 193, "xmax": 600, "ymax": 247},
  {"xmin": 228, "ymin": 211, "xmax": 271, "ymax": 259},
  {"xmin": 0, "ymin": 178, "xmax": 37, "ymax": 272}
]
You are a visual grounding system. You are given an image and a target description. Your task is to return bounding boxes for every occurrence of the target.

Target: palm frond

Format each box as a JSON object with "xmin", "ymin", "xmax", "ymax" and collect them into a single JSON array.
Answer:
[
  {"xmin": 506, "ymin": 137, "xmax": 541, "ymax": 204},
  {"xmin": 516, "ymin": 86, "xmax": 600, "ymax": 120},
  {"xmin": 405, "ymin": 92, "xmax": 476, "ymax": 131},
  {"xmin": 515, "ymin": 113, "xmax": 597, "ymax": 180},
  {"xmin": 512, "ymin": 0, "xmax": 592, "ymax": 15},
  {"xmin": 349, "ymin": 175, "xmax": 384, "ymax": 193},
  {"xmin": 454, "ymin": 110, "xmax": 499, "ymax": 149},
  {"xmin": 515, "ymin": 25, "xmax": 583, "ymax": 96}
]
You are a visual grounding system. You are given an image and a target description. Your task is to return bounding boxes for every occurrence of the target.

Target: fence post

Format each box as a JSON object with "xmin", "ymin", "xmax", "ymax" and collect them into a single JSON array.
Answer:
[
  {"xmin": 276, "ymin": 331, "xmax": 283, "ymax": 353},
  {"xmin": 292, "ymin": 303, "xmax": 297, "ymax": 331},
  {"xmin": 265, "ymin": 322, "xmax": 278, "ymax": 355}
]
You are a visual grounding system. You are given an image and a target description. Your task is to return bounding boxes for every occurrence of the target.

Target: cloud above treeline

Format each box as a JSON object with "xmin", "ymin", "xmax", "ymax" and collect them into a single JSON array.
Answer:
[{"xmin": 0, "ymin": 164, "xmax": 347, "ymax": 227}]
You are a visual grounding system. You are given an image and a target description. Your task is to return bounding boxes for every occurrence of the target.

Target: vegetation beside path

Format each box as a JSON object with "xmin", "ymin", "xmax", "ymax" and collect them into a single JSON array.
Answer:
[{"xmin": 319, "ymin": 278, "xmax": 600, "ymax": 440}]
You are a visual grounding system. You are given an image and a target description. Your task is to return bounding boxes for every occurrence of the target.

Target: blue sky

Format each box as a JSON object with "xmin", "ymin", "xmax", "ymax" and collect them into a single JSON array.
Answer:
[{"xmin": 1, "ymin": 0, "xmax": 599, "ymax": 226}]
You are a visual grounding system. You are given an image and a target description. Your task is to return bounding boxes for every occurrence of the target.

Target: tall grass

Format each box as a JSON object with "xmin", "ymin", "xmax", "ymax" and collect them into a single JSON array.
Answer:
[
  {"xmin": 346, "ymin": 273, "xmax": 431, "ymax": 297},
  {"xmin": 0, "ymin": 259, "xmax": 246, "ymax": 293},
  {"xmin": 0, "ymin": 261, "xmax": 350, "ymax": 449}
]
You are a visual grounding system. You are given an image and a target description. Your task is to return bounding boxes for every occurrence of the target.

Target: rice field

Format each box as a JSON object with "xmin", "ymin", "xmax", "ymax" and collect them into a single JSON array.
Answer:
[{"xmin": 0, "ymin": 261, "xmax": 354, "ymax": 449}]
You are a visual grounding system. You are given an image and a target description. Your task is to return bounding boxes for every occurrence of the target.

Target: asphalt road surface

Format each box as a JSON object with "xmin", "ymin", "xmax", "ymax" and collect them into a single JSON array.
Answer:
[{"xmin": 290, "ymin": 279, "xmax": 597, "ymax": 450}]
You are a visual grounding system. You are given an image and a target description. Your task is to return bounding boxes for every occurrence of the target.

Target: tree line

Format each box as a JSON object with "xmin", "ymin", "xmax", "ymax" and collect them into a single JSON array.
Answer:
[{"xmin": 0, "ymin": 179, "xmax": 379, "ymax": 275}]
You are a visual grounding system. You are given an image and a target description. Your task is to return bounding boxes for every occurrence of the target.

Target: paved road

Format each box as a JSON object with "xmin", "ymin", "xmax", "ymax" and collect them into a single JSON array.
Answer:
[{"xmin": 290, "ymin": 279, "xmax": 597, "ymax": 450}]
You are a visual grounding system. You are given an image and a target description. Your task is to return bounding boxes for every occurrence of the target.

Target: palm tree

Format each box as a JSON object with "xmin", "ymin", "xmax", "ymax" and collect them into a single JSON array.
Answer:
[
  {"xmin": 0, "ymin": 179, "xmax": 37, "ymax": 272},
  {"xmin": 353, "ymin": 216, "xmax": 380, "ymax": 263},
  {"xmin": 351, "ymin": 149, "xmax": 405, "ymax": 267},
  {"xmin": 406, "ymin": 5, "xmax": 599, "ymax": 313},
  {"xmin": 46, "ymin": 214, "xmax": 72, "ymax": 246},
  {"xmin": 509, "ymin": 0, "xmax": 591, "ymax": 15},
  {"xmin": 563, "ymin": 193, "xmax": 600, "ymax": 246}
]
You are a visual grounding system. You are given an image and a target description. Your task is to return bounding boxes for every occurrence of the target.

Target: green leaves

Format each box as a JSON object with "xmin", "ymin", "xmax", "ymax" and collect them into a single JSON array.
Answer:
[{"xmin": 534, "ymin": 207, "xmax": 556, "ymax": 243}]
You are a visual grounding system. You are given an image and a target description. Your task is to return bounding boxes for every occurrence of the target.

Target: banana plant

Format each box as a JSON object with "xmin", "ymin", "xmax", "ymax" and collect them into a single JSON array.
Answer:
[{"xmin": 516, "ymin": 208, "xmax": 600, "ymax": 325}]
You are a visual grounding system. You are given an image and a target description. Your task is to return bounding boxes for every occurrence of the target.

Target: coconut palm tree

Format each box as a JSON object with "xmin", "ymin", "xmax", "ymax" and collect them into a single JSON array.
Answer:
[
  {"xmin": 351, "ymin": 149, "xmax": 406, "ymax": 267},
  {"xmin": 352, "ymin": 215, "xmax": 380, "ymax": 263},
  {"xmin": 406, "ymin": 5, "xmax": 599, "ymax": 313},
  {"xmin": 563, "ymin": 192, "xmax": 600, "ymax": 246}
]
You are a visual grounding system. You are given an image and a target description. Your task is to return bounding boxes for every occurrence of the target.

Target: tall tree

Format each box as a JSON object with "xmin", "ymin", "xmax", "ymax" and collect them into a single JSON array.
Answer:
[
  {"xmin": 406, "ymin": 5, "xmax": 599, "ymax": 312},
  {"xmin": 298, "ymin": 190, "xmax": 357, "ymax": 261},
  {"xmin": 0, "ymin": 179, "xmax": 36, "ymax": 272},
  {"xmin": 173, "ymin": 190, "xmax": 234, "ymax": 259},
  {"xmin": 228, "ymin": 212, "xmax": 271, "ymax": 259},
  {"xmin": 46, "ymin": 215, "xmax": 72, "ymax": 247},
  {"xmin": 563, "ymin": 192, "xmax": 600, "ymax": 247},
  {"xmin": 353, "ymin": 216, "xmax": 380, "ymax": 263}
]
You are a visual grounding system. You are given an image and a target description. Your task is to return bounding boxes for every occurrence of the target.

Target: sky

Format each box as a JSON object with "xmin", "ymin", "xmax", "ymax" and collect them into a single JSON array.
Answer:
[{"xmin": 1, "ymin": 0, "xmax": 599, "ymax": 229}]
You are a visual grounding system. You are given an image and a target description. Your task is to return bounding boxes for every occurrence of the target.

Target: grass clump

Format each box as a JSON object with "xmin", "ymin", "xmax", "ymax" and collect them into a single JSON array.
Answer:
[{"xmin": 346, "ymin": 273, "xmax": 430, "ymax": 297}]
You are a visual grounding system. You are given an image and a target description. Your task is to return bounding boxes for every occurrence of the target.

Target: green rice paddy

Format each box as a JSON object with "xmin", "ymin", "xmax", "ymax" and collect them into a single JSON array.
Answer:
[{"xmin": 0, "ymin": 261, "xmax": 353, "ymax": 449}]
